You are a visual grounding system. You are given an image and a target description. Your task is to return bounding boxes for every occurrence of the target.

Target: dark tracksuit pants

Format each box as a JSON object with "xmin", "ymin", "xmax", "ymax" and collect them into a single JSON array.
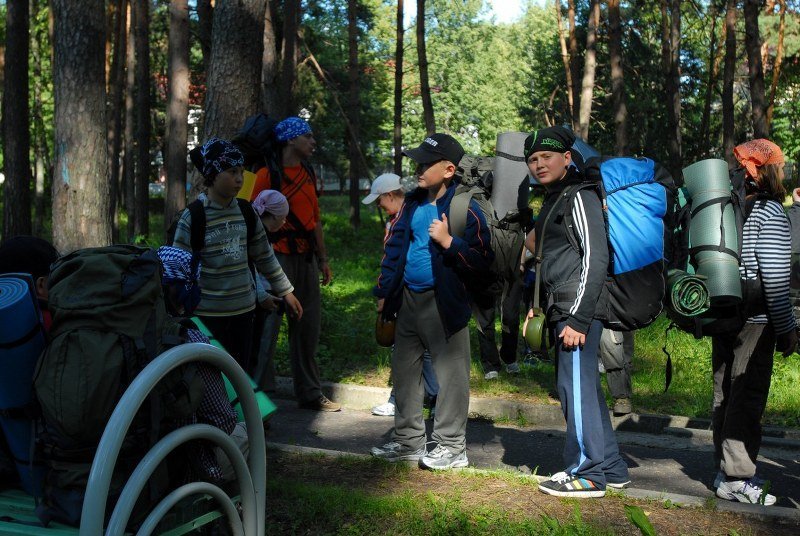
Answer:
[
  {"xmin": 711, "ymin": 322, "xmax": 775, "ymax": 479},
  {"xmin": 555, "ymin": 319, "xmax": 629, "ymax": 486},
  {"xmin": 199, "ymin": 311, "xmax": 255, "ymax": 370},
  {"xmin": 475, "ymin": 276, "xmax": 524, "ymax": 372},
  {"xmin": 392, "ymin": 288, "xmax": 470, "ymax": 455}
]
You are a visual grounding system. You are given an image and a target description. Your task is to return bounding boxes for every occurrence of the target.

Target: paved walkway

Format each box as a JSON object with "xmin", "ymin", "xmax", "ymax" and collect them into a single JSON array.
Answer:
[{"xmin": 266, "ymin": 380, "xmax": 800, "ymax": 524}]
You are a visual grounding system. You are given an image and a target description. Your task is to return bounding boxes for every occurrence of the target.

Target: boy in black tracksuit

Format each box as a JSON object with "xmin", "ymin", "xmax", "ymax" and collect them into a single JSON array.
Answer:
[
  {"xmin": 524, "ymin": 126, "xmax": 629, "ymax": 497},
  {"xmin": 370, "ymin": 134, "xmax": 493, "ymax": 470}
]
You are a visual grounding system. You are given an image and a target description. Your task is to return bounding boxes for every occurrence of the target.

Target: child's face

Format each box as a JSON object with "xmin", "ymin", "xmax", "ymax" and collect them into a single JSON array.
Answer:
[
  {"xmin": 526, "ymin": 151, "xmax": 571, "ymax": 186},
  {"xmin": 210, "ymin": 166, "xmax": 244, "ymax": 199},
  {"xmin": 261, "ymin": 213, "xmax": 287, "ymax": 233},
  {"xmin": 377, "ymin": 191, "xmax": 404, "ymax": 216},
  {"xmin": 415, "ymin": 160, "xmax": 454, "ymax": 191}
]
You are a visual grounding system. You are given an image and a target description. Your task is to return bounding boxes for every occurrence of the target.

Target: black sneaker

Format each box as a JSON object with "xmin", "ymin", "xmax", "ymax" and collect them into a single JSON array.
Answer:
[{"xmin": 539, "ymin": 471, "xmax": 605, "ymax": 498}]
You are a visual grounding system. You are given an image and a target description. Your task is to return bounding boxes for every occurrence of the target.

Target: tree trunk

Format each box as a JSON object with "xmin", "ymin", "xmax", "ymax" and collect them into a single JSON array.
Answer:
[
  {"xmin": 567, "ymin": 0, "xmax": 580, "ymax": 123},
  {"xmin": 699, "ymin": 1, "xmax": 721, "ymax": 157},
  {"xmin": 347, "ymin": 0, "xmax": 361, "ymax": 230},
  {"xmin": 608, "ymin": 0, "xmax": 627, "ymax": 156},
  {"xmin": 133, "ymin": 0, "xmax": 150, "ymax": 238},
  {"xmin": 743, "ymin": 0, "xmax": 768, "ymax": 138},
  {"xmin": 203, "ymin": 0, "xmax": 266, "ymax": 141},
  {"xmin": 417, "ymin": 0, "xmax": 435, "ymax": 134},
  {"xmin": 555, "ymin": 0, "xmax": 574, "ymax": 130},
  {"xmin": 107, "ymin": 0, "xmax": 126, "ymax": 234},
  {"xmin": 661, "ymin": 0, "xmax": 682, "ymax": 178},
  {"xmin": 2, "ymin": 0, "xmax": 32, "ymax": 238},
  {"xmin": 577, "ymin": 0, "xmax": 599, "ymax": 141},
  {"xmin": 393, "ymin": 0, "xmax": 404, "ymax": 176},
  {"xmin": 280, "ymin": 0, "xmax": 300, "ymax": 114},
  {"xmin": 124, "ymin": 1, "xmax": 136, "ymax": 241},
  {"xmin": 766, "ymin": 0, "xmax": 786, "ymax": 129},
  {"xmin": 722, "ymin": 0, "xmax": 737, "ymax": 166},
  {"xmin": 196, "ymin": 0, "xmax": 213, "ymax": 73},
  {"xmin": 165, "ymin": 0, "xmax": 189, "ymax": 232},
  {"xmin": 51, "ymin": 0, "xmax": 111, "ymax": 251},
  {"xmin": 30, "ymin": 0, "xmax": 52, "ymax": 237},
  {"xmin": 261, "ymin": 1, "xmax": 279, "ymax": 115}
]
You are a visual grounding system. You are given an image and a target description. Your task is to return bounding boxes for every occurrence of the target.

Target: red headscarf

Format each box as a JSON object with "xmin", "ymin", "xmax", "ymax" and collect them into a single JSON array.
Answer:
[{"xmin": 733, "ymin": 139, "xmax": 784, "ymax": 179}]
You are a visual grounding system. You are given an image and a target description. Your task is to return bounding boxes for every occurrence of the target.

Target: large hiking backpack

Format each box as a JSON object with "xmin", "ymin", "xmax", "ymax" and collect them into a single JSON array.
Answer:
[
  {"xmin": 449, "ymin": 134, "xmax": 532, "ymax": 307},
  {"xmin": 666, "ymin": 160, "xmax": 770, "ymax": 337},
  {"xmin": 563, "ymin": 157, "xmax": 676, "ymax": 331},
  {"xmin": 33, "ymin": 245, "xmax": 204, "ymax": 526}
]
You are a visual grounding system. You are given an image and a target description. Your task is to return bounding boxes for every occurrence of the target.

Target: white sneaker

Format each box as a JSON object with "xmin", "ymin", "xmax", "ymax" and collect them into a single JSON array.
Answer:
[
  {"xmin": 420, "ymin": 444, "xmax": 468, "ymax": 470},
  {"xmin": 505, "ymin": 362, "xmax": 521, "ymax": 374},
  {"xmin": 484, "ymin": 371, "xmax": 499, "ymax": 380},
  {"xmin": 371, "ymin": 401, "xmax": 395, "ymax": 416},
  {"xmin": 716, "ymin": 478, "xmax": 776, "ymax": 506}
]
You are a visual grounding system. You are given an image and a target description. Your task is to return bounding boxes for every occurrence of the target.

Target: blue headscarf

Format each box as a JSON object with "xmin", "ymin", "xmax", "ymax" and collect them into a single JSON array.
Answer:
[
  {"xmin": 274, "ymin": 117, "xmax": 312, "ymax": 142},
  {"xmin": 157, "ymin": 246, "xmax": 202, "ymax": 315}
]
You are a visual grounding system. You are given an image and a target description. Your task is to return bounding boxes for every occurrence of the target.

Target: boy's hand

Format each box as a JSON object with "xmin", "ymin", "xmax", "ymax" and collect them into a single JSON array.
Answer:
[
  {"xmin": 776, "ymin": 328, "xmax": 798, "ymax": 357},
  {"xmin": 793, "ymin": 188, "xmax": 800, "ymax": 204},
  {"xmin": 283, "ymin": 293, "xmax": 303, "ymax": 320},
  {"xmin": 429, "ymin": 213, "xmax": 453, "ymax": 249},
  {"xmin": 376, "ymin": 298, "xmax": 384, "ymax": 313},
  {"xmin": 319, "ymin": 260, "xmax": 333, "ymax": 286},
  {"xmin": 259, "ymin": 295, "xmax": 281, "ymax": 312},
  {"xmin": 559, "ymin": 325, "xmax": 586, "ymax": 350}
]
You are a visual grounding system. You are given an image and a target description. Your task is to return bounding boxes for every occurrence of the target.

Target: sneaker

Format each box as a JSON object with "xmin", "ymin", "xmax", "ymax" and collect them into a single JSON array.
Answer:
[
  {"xmin": 420, "ymin": 445, "xmax": 469, "ymax": 470},
  {"xmin": 371, "ymin": 401, "xmax": 395, "ymax": 416},
  {"xmin": 612, "ymin": 398, "xmax": 633, "ymax": 416},
  {"xmin": 298, "ymin": 395, "xmax": 341, "ymax": 412},
  {"xmin": 370, "ymin": 441, "xmax": 426, "ymax": 462},
  {"xmin": 716, "ymin": 478, "xmax": 776, "ymax": 506},
  {"xmin": 607, "ymin": 479, "xmax": 631, "ymax": 489},
  {"xmin": 484, "ymin": 370, "xmax": 499, "ymax": 380},
  {"xmin": 538, "ymin": 471, "xmax": 606, "ymax": 498},
  {"xmin": 505, "ymin": 362, "xmax": 521, "ymax": 374}
]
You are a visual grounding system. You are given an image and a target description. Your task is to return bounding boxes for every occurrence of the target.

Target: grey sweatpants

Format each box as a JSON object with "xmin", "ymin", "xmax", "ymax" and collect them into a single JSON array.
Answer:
[
  {"xmin": 392, "ymin": 287, "xmax": 471, "ymax": 454},
  {"xmin": 711, "ymin": 322, "xmax": 775, "ymax": 480},
  {"xmin": 598, "ymin": 329, "xmax": 634, "ymax": 400},
  {"xmin": 253, "ymin": 252, "xmax": 323, "ymax": 404}
]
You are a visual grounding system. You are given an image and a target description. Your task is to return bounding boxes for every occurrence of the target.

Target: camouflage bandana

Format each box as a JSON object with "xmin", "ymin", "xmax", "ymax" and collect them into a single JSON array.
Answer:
[
  {"xmin": 200, "ymin": 137, "xmax": 244, "ymax": 179},
  {"xmin": 523, "ymin": 126, "xmax": 575, "ymax": 158}
]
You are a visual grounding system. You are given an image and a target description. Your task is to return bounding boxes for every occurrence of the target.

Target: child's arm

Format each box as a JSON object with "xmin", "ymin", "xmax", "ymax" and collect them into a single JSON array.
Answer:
[
  {"xmin": 248, "ymin": 222, "xmax": 294, "ymax": 297},
  {"xmin": 373, "ymin": 203, "xmax": 409, "ymax": 299},
  {"xmin": 171, "ymin": 209, "xmax": 193, "ymax": 252}
]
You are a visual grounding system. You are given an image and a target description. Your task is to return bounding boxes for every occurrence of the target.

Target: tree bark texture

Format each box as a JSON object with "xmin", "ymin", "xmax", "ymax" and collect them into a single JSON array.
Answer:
[
  {"xmin": 555, "ymin": 0, "xmax": 574, "ymax": 131},
  {"xmin": 347, "ymin": 0, "xmax": 361, "ymax": 229},
  {"xmin": 51, "ymin": 0, "xmax": 111, "ymax": 251},
  {"xmin": 766, "ymin": 0, "xmax": 786, "ymax": 129},
  {"xmin": 30, "ymin": 0, "xmax": 52, "ymax": 237},
  {"xmin": 107, "ymin": 0, "xmax": 127, "ymax": 232},
  {"xmin": 567, "ymin": 0, "xmax": 580, "ymax": 123},
  {"xmin": 577, "ymin": 0, "xmax": 599, "ymax": 141},
  {"xmin": 722, "ymin": 0, "xmax": 737, "ymax": 166},
  {"xmin": 661, "ymin": 0, "xmax": 682, "ymax": 178},
  {"xmin": 608, "ymin": 0, "xmax": 627, "ymax": 156},
  {"xmin": 280, "ymin": 0, "xmax": 300, "ymax": 115},
  {"xmin": 165, "ymin": 0, "xmax": 190, "ymax": 231},
  {"xmin": 133, "ymin": 0, "xmax": 151, "ymax": 238},
  {"xmin": 203, "ymin": 0, "xmax": 266, "ymax": 141},
  {"xmin": 743, "ymin": 0, "xmax": 768, "ymax": 138},
  {"xmin": 261, "ymin": 1, "xmax": 279, "ymax": 115},
  {"xmin": 124, "ymin": 1, "xmax": 136, "ymax": 241},
  {"xmin": 417, "ymin": 0, "xmax": 435, "ymax": 135},
  {"xmin": 196, "ymin": 0, "xmax": 213, "ymax": 74},
  {"xmin": 393, "ymin": 0, "xmax": 404, "ymax": 175},
  {"xmin": 699, "ymin": 1, "xmax": 721, "ymax": 157},
  {"xmin": 2, "ymin": 0, "xmax": 32, "ymax": 238}
]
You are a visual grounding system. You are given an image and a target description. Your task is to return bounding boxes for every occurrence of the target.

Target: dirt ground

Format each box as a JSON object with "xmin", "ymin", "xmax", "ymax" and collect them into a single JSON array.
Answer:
[{"xmin": 267, "ymin": 453, "xmax": 797, "ymax": 536}]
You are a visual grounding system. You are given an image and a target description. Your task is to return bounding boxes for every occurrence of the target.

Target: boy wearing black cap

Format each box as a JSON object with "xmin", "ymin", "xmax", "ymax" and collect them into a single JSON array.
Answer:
[
  {"xmin": 371, "ymin": 133, "xmax": 493, "ymax": 469},
  {"xmin": 523, "ymin": 126, "xmax": 629, "ymax": 497}
]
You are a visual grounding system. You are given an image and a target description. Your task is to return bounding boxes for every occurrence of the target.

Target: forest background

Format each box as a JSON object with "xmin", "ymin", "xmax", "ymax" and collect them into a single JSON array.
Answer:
[{"xmin": 0, "ymin": 0, "xmax": 798, "ymax": 251}]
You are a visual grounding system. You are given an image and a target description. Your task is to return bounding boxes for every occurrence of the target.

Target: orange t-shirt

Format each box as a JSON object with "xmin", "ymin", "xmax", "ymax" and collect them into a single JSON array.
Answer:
[{"xmin": 252, "ymin": 165, "xmax": 320, "ymax": 254}]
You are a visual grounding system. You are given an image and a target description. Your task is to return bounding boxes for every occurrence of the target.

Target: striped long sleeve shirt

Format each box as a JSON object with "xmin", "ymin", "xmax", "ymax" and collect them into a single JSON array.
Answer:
[
  {"xmin": 173, "ymin": 197, "xmax": 294, "ymax": 316},
  {"xmin": 740, "ymin": 198, "xmax": 794, "ymax": 334}
]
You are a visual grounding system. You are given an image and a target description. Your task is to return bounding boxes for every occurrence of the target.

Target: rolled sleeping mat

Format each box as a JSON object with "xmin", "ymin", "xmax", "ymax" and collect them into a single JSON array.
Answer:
[
  {"xmin": 190, "ymin": 317, "xmax": 277, "ymax": 421},
  {"xmin": 666, "ymin": 269, "xmax": 711, "ymax": 318},
  {"xmin": 493, "ymin": 132, "xmax": 532, "ymax": 220},
  {"xmin": 682, "ymin": 159, "xmax": 741, "ymax": 306},
  {"xmin": 0, "ymin": 274, "xmax": 46, "ymax": 496}
]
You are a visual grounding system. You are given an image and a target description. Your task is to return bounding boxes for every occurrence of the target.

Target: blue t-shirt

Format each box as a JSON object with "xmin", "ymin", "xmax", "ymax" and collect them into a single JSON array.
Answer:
[{"xmin": 404, "ymin": 202, "xmax": 439, "ymax": 291}]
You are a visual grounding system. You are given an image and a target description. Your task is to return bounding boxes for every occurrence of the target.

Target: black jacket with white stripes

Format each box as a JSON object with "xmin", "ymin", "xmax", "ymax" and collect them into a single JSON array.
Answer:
[{"xmin": 535, "ymin": 167, "xmax": 608, "ymax": 334}]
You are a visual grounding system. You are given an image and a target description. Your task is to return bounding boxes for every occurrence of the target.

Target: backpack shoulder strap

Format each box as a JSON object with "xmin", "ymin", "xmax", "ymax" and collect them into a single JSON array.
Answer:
[
  {"xmin": 187, "ymin": 199, "xmax": 206, "ymax": 255},
  {"xmin": 561, "ymin": 182, "xmax": 601, "ymax": 254},
  {"xmin": 449, "ymin": 186, "xmax": 479, "ymax": 238},
  {"xmin": 237, "ymin": 198, "xmax": 257, "ymax": 244}
]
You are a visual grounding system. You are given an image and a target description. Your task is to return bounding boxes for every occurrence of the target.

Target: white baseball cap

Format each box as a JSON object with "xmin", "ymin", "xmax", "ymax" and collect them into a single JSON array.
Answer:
[{"xmin": 361, "ymin": 173, "xmax": 402, "ymax": 204}]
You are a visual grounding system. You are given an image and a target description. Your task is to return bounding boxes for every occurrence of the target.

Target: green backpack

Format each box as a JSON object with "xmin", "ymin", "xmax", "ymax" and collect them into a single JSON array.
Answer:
[{"xmin": 33, "ymin": 245, "xmax": 204, "ymax": 526}]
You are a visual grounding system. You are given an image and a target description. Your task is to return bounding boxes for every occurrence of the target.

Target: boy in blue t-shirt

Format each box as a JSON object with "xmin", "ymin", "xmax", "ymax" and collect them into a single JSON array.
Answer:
[{"xmin": 370, "ymin": 134, "xmax": 493, "ymax": 470}]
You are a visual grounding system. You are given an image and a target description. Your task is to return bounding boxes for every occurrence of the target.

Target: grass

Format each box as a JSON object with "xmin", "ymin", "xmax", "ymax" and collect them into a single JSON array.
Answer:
[
  {"xmin": 266, "ymin": 196, "xmax": 800, "ymax": 428},
  {"xmin": 263, "ymin": 451, "xmax": 791, "ymax": 535}
]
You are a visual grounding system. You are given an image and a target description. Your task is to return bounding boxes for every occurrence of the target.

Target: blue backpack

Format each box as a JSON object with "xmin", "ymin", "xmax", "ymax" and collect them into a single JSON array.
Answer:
[{"xmin": 563, "ymin": 157, "xmax": 676, "ymax": 331}]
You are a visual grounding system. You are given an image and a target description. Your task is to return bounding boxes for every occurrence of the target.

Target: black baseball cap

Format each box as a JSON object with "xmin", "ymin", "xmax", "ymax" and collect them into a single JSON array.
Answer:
[{"xmin": 403, "ymin": 133, "xmax": 465, "ymax": 165}]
